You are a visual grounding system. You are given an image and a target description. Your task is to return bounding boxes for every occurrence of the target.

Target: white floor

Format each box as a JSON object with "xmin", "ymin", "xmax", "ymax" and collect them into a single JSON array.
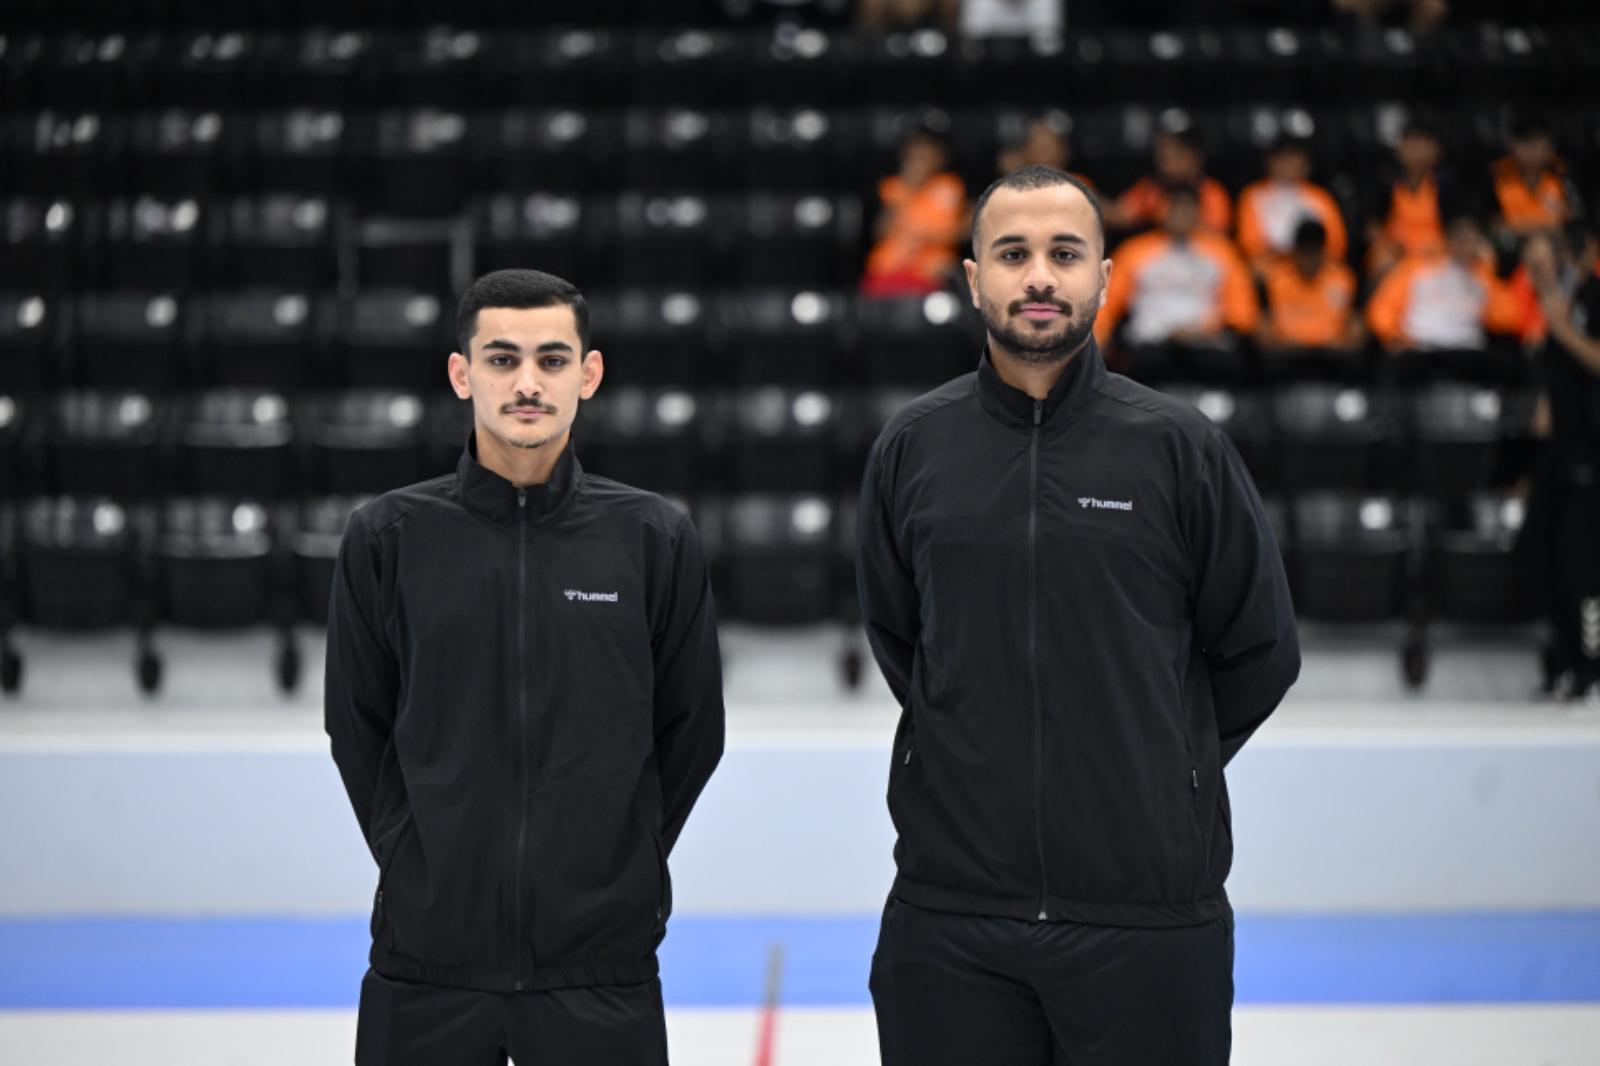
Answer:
[{"xmin": 3, "ymin": 1006, "xmax": 1599, "ymax": 1066}]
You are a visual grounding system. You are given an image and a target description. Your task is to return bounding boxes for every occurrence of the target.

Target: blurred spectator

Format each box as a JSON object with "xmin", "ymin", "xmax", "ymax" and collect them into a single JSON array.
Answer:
[
  {"xmin": 856, "ymin": 0, "xmax": 960, "ymax": 29},
  {"xmin": 1105, "ymin": 129, "xmax": 1232, "ymax": 235},
  {"xmin": 1236, "ymin": 136, "xmax": 1348, "ymax": 276},
  {"xmin": 1515, "ymin": 224, "xmax": 1600, "ymax": 699},
  {"xmin": 995, "ymin": 116, "xmax": 1093, "ymax": 189},
  {"xmin": 1097, "ymin": 183, "xmax": 1260, "ymax": 378},
  {"xmin": 1364, "ymin": 118, "xmax": 1463, "ymax": 280},
  {"xmin": 1489, "ymin": 116, "xmax": 1584, "ymax": 247},
  {"xmin": 1257, "ymin": 219, "xmax": 1363, "ymax": 356},
  {"xmin": 862, "ymin": 127, "xmax": 969, "ymax": 297},
  {"xmin": 958, "ymin": 0, "xmax": 1063, "ymax": 37},
  {"xmin": 1365, "ymin": 212, "xmax": 1520, "ymax": 352},
  {"xmin": 1332, "ymin": 0, "xmax": 1450, "ymax": 32}
]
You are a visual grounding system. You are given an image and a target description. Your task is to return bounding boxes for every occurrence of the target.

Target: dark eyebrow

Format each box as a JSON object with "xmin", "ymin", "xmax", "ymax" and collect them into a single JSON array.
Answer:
[
  {"xmin": 991, "ymin": 233, "xmax": 1090, "ymax": 250},
  {"xmin": 479, "ymin": 339, "xmax": 576, "ymax": 355}
]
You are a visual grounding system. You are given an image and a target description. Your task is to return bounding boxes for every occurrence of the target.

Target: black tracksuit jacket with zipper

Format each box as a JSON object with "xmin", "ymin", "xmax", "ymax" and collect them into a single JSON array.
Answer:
[
  {"xmin": 857, "ymin": 341, "xmax": 1300, "ymax": 928},
  {"xmin": 325, "ymin": 432, "xmax": 724, "ymax": 992}
]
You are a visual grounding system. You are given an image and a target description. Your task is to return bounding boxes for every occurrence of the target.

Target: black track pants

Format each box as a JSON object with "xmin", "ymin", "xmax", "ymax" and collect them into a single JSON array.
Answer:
[
  {"xmin": 870, "ymin": 897, "xmax": 1234, "ymax": 1066},
  {"xmin": 354, "ymin": 969, "xmax": 669, "ymax": 1066}
]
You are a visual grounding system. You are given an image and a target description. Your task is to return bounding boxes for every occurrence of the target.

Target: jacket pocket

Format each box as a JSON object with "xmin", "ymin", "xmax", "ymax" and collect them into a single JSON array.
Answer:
[{"xmin": 371, "ymin": 811, "xmax": 414, "ymax": 951}]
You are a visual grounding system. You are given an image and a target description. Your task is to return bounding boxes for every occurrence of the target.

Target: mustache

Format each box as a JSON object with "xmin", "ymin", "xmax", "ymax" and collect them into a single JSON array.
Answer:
[
  {"xmin": 503, "ymin": 400, "xmax": 557, "ymax": 414},
  {"xmin": 1009, "ymin": 295, "xmax": 1072, "ymax": 316}
]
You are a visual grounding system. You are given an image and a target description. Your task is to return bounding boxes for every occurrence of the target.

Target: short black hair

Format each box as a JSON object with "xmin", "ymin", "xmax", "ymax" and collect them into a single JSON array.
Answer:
[
  {"xmin": 1510, "ymin": 114, "xmax": 1551, "ymax": 142},
  {"xmin": 1400, "ymin": 116, "xmax": 1440, "ymax": 142},
  {"xmin": 1164, "ymin": 181, "xmax": 1202, "ymax": 206},
  {"xmin": 1267, "ymin": 135, "xmax": 1312, "ymax": 158},
  {"xmin": 455, "ymin": 269, "xmax": 590, "ymax": 359},
  {"xmin": 1292, "ymin": 218, "xmax": 1328, "ymax": 254},
  {"xmin": 971, "ymin": 165, "xmax": 1105, "ymax": 256}
]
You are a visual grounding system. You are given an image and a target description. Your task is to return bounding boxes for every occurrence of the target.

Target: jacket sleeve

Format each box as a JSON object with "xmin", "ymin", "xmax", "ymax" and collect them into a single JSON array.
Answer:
[
  {"xmin": 1184, "ymin": 431, "xmax": 1301, "ymax": 766},
  {"xmin": 856, "ymin": 432, "xmax": 920, "ymax": 707},
  {"xmin": 324, "ymin": 509, "xmax": 399, "ymax": 846},
  {"xmin": 651, "ymin": 513, "xmax": 726, "ymax": 856}
]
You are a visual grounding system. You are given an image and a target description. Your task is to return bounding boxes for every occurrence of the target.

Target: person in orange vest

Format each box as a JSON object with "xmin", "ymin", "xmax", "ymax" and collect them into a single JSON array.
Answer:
[
  {"xmin": 1363, "ymin": 118, "xmax": 1465, "ymax": 281},
  {"xmin": 1104, "ymin": 129, "xmax": 1232, "ymax": 236},
  {"xmin": 1490, "ymin": 116, "xmax": 1583, "ymax": 247},
  {"xmin": 1097, "ymin": 183, "xmax": 1259, "ymax": 382},
  {"xmin": 1257, "ymin": 219, "xmax": 1363, "ymax": 363},
  {"xmin": 1365, "ymin": 212, "xmax": 1522, "ymax": 354},
  {"xmin": 1236, "ymin": 136, "xmax": 1348, "ymax": 278},
  {"xmin": 862, "ymin": 127, "xmax": 970, "ymax": 297}
]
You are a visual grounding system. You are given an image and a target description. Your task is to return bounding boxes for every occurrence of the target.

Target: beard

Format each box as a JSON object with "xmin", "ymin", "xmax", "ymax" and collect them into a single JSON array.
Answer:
[{"xmin": 979, "ymin": 288, "xmax": 1100, "ymax": 367}]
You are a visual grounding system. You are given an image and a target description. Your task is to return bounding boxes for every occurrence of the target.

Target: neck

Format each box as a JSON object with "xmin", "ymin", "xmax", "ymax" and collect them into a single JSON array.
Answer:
[
  {"xmin": 475, "ymin": 425, "xmax": 568, "ymax": 488},
  {"xmin": 989, "ymin": 338, "xmax": 1084, "ymax": 401}
]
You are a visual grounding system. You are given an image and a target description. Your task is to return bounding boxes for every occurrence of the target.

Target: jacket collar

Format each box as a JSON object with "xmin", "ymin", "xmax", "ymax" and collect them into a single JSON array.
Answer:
[
  {"xmin": 976, "ymin": 338, "xmax": 1106, "ymax": 432},
  {"xmin": 456, "ymin": 429, "xmax": 582, "ymax": 527}
]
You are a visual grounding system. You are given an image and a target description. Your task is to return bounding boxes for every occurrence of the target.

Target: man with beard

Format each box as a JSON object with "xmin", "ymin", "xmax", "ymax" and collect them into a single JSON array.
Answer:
[{"xmin": 856, "ymin": 165, "xmax": 1301, "ymax": 1065}]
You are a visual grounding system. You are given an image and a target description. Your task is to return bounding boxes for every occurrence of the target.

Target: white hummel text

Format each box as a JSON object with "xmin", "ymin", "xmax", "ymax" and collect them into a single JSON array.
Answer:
[
  {"xmin": 564, "ymin": 589, "xmax": 620, "ymax": 603},
  {"xmin": 1078, "ymin": 496, "xmax": 1133, "ymax": 511}
]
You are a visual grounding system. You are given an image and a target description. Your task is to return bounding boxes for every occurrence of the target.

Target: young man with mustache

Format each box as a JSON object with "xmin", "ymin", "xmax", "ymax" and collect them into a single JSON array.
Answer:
[
  {"xmin": 325, "ymin": 269, "xmax": 724, "ymax": 1064},
  {"xmin": 857, "ymin": 166, "xmax": 1301, "ymax": 1065}
]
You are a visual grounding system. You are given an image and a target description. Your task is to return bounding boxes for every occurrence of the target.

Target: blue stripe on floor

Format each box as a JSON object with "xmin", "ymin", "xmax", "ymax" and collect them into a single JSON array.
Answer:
[{"xmin": 2, "ymin": 913, "xmax": 1598, "ymax": 1009}]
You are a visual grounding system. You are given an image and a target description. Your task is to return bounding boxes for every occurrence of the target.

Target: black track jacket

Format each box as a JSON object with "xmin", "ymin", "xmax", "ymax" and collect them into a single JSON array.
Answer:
[
  {"xmin": 325, "ymin": 432, "xmax": 724, "ymax": 992},
  {"xmin": 858, "ymin": 342, "xmax": 1300, "ymax": 928}
]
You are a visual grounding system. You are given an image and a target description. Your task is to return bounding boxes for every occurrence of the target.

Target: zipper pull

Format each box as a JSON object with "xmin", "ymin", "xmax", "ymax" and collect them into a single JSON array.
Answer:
[
  {"xmin": 903, "ymin": 749, "xmax": 912, "ymax": 766},
  {"xmin": 1033, "ymin": 399, "xmax": 1043, "ymax": 426},
  {"xmin": 1192, "ymin": 768, "xmax": 1199, "ymax": 790},
  {"xmin": 517, "ymin": 489, "xmax": 526, "ymax": 509}
]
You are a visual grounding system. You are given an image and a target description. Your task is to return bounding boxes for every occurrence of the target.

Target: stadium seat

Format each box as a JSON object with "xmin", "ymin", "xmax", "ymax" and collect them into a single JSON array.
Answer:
[
  {"xmin": 15, "ymin": 495, "xmax": 142, "ymax": 630},
  {"xmin": 1289, "ymin": 492, "xmax": 1413, "ymax": 623},
  {"xmin": 726, "ymin": 385, "xmax": 839, "ymax": 493},
  {"xmin": 0, "ymin": 292, "xmax": 58, "ymax": 393},
  {"xmin": 10, "ymin": 111, "xmax": 110, "ymax": 197},
  {"xmin": 1271, "ymin": 382, "xmax": 1396, "ymax": 492},
  {"xmin": 469, "ymin": 109, "xmax": 615, "ymax": 196},
  {"xmin": 377, "ymin": 26, "xmax": 487, "ymax": 108},
  {"xmin": 72, "ymin": 291, "xmax": 188, "ymax": 389},
  {"xmin": 0, "ymin": 198, "xmax": 82, "ymax": 292},
  {"xmin": 1408, "ymin": 381, "xmax": 1504, "ymax": 499},
  {"xmin": 199, "ymin": 290, "xmax": 319, "ymax": 390},
  {"xmin": 332, "ymin": 289, "xmax": 450, "ymax": 391},
  {"xmin": 260, "ymin": 29, "xmax": 375, "ymax": 108},
  {"xmin": 178, "ymin": 389, "xmax": 295, "ymax": 499},
  {"xmin": 354, "ymin": 216, "xmax": 456, "ymax": 293},
  {"xmin": 585, "ymin": 289, "xmax": 710, "ymax": 386},
  {"xmin": 619, "ymin": 109, "xmax": 730, "ymax": 193},
  {"xmin": 96, "ymin": 195, "xmax": 206, "ymax": 289},
  {"xmin": 152, "ymin": 496, "xmax": 280, "ymax": 629},
  {"xmin": 217, "ymin": 195, "xmax": 336, "ymax": 290},
  {"xmin": 46, "ymin": 390, "xmax": 164, "ymax": 498},
  {"xmin": 742, "ymin": 108, "xmax": 843, "ymax": 191},
  {"xmin": 718, "ymin": 289, "xmax": 846, "ymax": 385},
  {"xmin": 1426, "ymin": 492, "xmax": 1535, "ymax": 625},
  {"xmin": 608, "ymin": 193, "xmax": 721, "ymax": 287},
  {"xmin": 127, "ymin": 109, "xmax": 228, "ymax": 196},
  {"xmin": 360, "ymin": 109, "xmax": 471, "ymax": 217},
  {"xmin": 731, "ymin": 193, "xmax": 861, "ymax": 288},
  {"xmin": 580, "ymin": 385, "xmax": 703, "ymax": 496},
  {"xmin": 852, "ymin": 292, "xmax": 977, "ymax": 387},
  {"xmin": 240, "ymin": 110, "xmax": 350, "ymax": 196},
  {"xmin": 292, "ymin": 493, "xmax": 369, "ymax": 624},
  {"xmin": 626, "ymin": 29, "xmax": 739, "ymax": 107},
  {"xmin": 720, "ymin": 492, "xmax": 839, "ymax": 624},
  {"xmin": 299, "ymin": 390, "xmax": 431, "ymax": 494},
  {"xmin": 147, "ymin": 30, "xmax": 257, "ymax": 107},
  {"xmin": 474, "ymin": 193, "xmax": 592, "ymax": 283}
]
